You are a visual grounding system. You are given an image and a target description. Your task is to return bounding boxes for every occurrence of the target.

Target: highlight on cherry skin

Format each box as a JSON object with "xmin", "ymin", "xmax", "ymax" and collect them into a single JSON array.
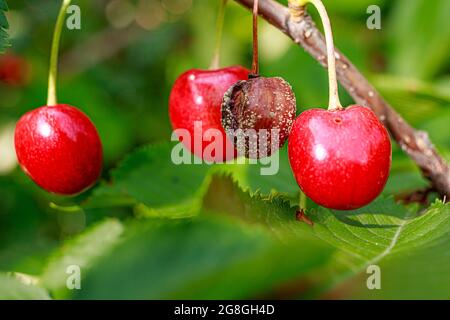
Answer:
[
  {"xmin": 169, "ymin": 66, "xmax": 249, "ymax": 162},
  {"xmin": 14, "ymin": 104, "xmax": 103, "ymax": 195},
  {"xmin": 288, "ymin": 105, "xmax": 392, "ymax": 210}
]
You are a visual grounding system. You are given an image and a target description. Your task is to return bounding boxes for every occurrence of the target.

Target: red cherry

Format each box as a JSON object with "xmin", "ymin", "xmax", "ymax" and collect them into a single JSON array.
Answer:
[
  {"xmin": 0, "ymin": 53, "xmax": 31, "ymax": 87},
  {"xmin": 14, "ymin": 104, "xmax": 103, "ymax": 195},
  {"xmin": 169, "ymin": 66, "xmax": 249, "ymax": 162},
  {"xmin": 288, "ymin": 105, "xmax": 391, "ymax": 210}
]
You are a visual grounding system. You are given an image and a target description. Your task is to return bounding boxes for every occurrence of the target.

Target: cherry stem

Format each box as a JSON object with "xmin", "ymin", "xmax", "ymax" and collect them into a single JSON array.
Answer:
[
  {"xmin": 47, "ymin": 0, "xmax": 72, "ymax": 106},
  {"xmin": 251, "ymin": 0, "xmax": 259, "ymax": 76},
  {"xmin": 299, "ymin": 190, "xmax": 307, "ymax": 210},
  {"xmin": 210, "ymin": 0, "xmax": 228, "ymax": 70},
  {"xmin": 292, "ymin": 0, "xmax": 342, "ymax": 110}
]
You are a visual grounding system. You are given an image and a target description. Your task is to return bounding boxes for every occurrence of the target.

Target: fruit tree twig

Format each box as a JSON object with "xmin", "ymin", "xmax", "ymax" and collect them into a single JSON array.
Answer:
[{"xmin": 234, "ymin": 0, "xmax": 450, "ymax": 198}]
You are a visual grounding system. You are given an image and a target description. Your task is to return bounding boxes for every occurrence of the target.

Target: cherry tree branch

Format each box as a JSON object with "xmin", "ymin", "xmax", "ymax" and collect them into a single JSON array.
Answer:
[{"xmin": 234, "ymin": 0, "xmax": 450, "ymax": 198}]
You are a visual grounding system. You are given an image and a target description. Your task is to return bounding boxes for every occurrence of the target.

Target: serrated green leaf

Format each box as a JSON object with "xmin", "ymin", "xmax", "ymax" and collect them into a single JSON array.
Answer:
[
  {"xmin": 0, "ymin": 273, "xmax": 51, "ymax": 300},
  {"xmin": 0, "ymin": 13, "xmax": 8, "ymax": 29},
  {"xmin": 301, "ymin": 200, "xmax": 450, "ymax": 298},
  {"xmin": 86, "ymin": 142, "xmax": 212, "ymax": 217},
  {"xmin": 333, "ymin": 201, "xmax": 450, "ymax": 299},
  {"xmin": 73, "ymin": 216, "xmax": 332, "ymax": 299},
  {"xmin": 40, "ymin": 219, "xmax": 124, "ymax": 299},
  {"xmin": 202, "ymin": 175, "xmax": 450, "ymax": 299},
  {"xmin": 216, "ymin": 145, "xmax": 299, "ymax": 197},
  {"xmin": 0, "ymin": 0, "xmax": 8, "ymax": 52},
  {"xmin": 0, "ymin": 0, "xmax": 7, "ymax": 11},
  {"xmin": 203, "ymin": 175, "xmax": 311, "ymax": 239}
]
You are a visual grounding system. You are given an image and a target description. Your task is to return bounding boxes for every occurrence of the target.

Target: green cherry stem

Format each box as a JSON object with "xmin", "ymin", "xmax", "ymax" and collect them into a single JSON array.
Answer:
[
  {"xmin": 299, "ymin": 190, "xmax": 307, "ymax": 210},
  {"xmin": 209, "ymin": 0, "xmax": 228, "ymax": 70},
  {"xmin": 251, "ymin": 0, "xmax": 259, "ymax": 76},
  {"xmin": 47, "ymin": 0, "xmax": 72, "ymax": 106},
  {"xmin": 290, "ymin": 0, "xmax": 342, "ymax": 110}
]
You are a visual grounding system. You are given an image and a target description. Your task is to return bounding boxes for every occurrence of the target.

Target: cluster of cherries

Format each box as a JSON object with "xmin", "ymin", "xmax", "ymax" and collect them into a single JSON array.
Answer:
[
  {"xmin": 13, "ymin": 0, "xmax": 391, "ymax": 211},
  {"xmin": 170, "ymin": 0, "xmax": 391, "ymax": 210}
]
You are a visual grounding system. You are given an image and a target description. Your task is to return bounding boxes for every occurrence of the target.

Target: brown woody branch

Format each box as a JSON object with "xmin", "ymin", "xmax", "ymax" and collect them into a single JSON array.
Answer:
[{"xmin": 234, "ymin": 0, "xmax": 450, "ymax": 198}]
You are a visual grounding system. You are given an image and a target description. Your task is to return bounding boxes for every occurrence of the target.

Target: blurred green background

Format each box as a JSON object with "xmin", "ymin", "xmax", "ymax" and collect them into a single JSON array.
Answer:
[{"xmin": 0, "ymin": 0, "xmax": 449, "ymax": 299}]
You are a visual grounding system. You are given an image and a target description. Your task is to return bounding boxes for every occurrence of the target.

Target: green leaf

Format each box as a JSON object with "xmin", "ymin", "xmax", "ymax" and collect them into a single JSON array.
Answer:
[
  {"xmin": 389, "ymin": 0, "xmax": 450, "ymax": 80},
  {"xmin": 203, "ymin": 175, "xmax": 450, "ymax": 299},
  {"xmin": 420, "ymin": 110, "xmax": 450, "ymax": 148},
  {"xmin": 73, "ymin": 215, "xmax": 332, "ymax": 299},
  {"xmin": 216, "ymin": 145, "xmax": 299, "ymax": 197},
  {"xmin": 0, "ymin": 273, "xmax": 51, "ymax": 300},
  {"xmin": 0, "ymin": 0, "xmax": 9, "ymax": 53},
  {"xmin": 383, "ymin": 148, "xmax": 429, "ymax": 195},
  {"xmin": 202, "ymin": 174, "xmax": 311, "ymax": 239},
  {"xmin": 306, "ymin": 200, "xmax": 450, "ymax": 298},
  {"xmin": 330, "ymin": 201, "xmax": 450, "ymax": 299},
  {"xmin": 40, "ymin": 219, "xmax": 124, "ymax": 298},
  {"xmin": 373, "ymin": 75, "xmax": 450, "ymax": 128},
  {"xmin": 384, "ymin": 171, "xmax": 429, "ymax": 195},
  {"xmin": 0, "ymin": 175, "xmax": 59, "ymax": 275},
  {"xmin": 85, "ymin": 142, "xmax": 212, "ymax": 217}
]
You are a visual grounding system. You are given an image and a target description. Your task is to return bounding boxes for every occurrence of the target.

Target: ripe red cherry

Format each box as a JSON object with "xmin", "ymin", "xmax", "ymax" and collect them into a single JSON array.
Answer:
[
  {"xmin": 288, "ymin": 105, "xmax": 391, "ymax": 210},
  {"xmin": 14, "ymin": 104, "xmax": 103, "ymax": 195},
  {"xmin": 169, "ymin": 66, "xmax": 249, "ymax": 162}
]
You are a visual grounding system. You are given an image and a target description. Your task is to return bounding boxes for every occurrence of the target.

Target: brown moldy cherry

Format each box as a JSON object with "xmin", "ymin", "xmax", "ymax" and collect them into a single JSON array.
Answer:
[{"xmin": 221, "ymin": 75, "xmax": 296, "ymax": 159}]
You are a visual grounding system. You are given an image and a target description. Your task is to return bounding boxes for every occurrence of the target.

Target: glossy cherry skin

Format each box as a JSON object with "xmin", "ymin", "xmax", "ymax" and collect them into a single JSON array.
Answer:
[
  {"xmin": 169, "ymin": 66, "xmax": 249, "ymax": 162},
  {"xmin": 288, "ymin": 105, "xmax": 391, "ymax": 210},
  {"xmin": 14, "ymin": 104, "xmax": 103, "ymax": 195}
]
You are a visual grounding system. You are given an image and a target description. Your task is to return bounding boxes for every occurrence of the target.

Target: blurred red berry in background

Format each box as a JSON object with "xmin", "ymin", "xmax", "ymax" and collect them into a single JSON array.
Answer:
[{"xmin": 0, "ymin": 53, "xmax": 31, "ymax": 87}]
